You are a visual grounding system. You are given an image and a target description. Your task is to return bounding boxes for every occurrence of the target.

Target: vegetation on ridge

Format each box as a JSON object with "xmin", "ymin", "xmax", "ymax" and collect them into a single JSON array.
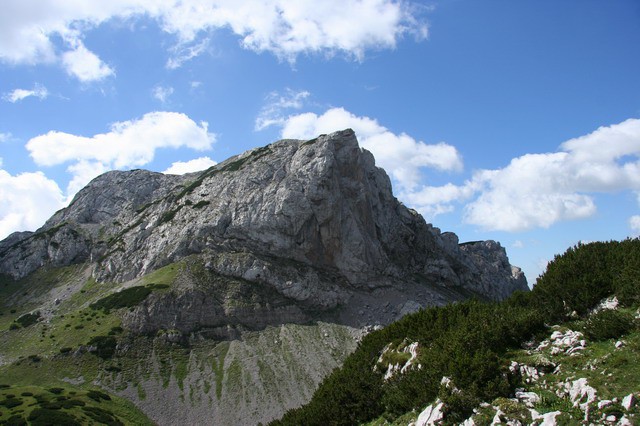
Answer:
[{"xmin": 271, "ymin": 239, "xmax": 640, "ymax": 425}]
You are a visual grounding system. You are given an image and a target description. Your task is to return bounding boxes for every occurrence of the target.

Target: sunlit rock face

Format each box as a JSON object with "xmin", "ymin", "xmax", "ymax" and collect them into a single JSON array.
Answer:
[{"xmin": 0, "ymin": 129, "xmax": 527, "ymax": 330}]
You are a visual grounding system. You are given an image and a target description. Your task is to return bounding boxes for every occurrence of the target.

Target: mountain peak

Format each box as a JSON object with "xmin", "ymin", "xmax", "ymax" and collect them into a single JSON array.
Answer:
[{"xmin": 0, "ymin": 130, "xmax": 526, "ymax": 328}]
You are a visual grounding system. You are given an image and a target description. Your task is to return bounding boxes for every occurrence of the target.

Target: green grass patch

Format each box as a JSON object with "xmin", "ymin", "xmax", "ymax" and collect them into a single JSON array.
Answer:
[
  {"xmin": 0, "ymin": 384, "xmax": 152, "ymax": 426},
  {"xmin": 212, "ymin": 342, "xmax": 230, "ymax": 400},
  {"xmin": 192, "ymin": 200, "xmax": 210, "ymax": 209},
  {"xmin": 138, "ymin": 261, "xmax": 182, "ymax": 287}
]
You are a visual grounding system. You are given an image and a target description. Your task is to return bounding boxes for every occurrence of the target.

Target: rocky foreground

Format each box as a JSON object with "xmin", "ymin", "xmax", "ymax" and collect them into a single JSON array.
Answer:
[{"xmin": 387, "ymin": 298, "xmax": 640, "ymax": 426}]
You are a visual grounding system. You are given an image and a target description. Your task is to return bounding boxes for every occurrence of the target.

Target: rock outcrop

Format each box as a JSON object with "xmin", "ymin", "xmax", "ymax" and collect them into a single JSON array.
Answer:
[{"xmin": 0, "ymin": 129, "xmax": 527, "ymax": 331}]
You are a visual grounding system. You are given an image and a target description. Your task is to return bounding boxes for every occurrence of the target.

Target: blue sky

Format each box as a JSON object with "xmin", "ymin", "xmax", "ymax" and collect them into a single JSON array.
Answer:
[{"xmin": 1, "ymin": 1, "xmax": 640, "ymax": 284}]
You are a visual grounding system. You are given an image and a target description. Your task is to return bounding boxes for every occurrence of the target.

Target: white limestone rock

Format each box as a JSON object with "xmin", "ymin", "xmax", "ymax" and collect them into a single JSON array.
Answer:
[
  {"xmin": 622, "ymin": 393, "xmax": 635, "ymax": 411},
  {"xmin": 416, "ymin": 400, "xmax": 444, "ymax": 426},
  {"xmin": 566, "ymin": 378, "xmax": 597, "ymax": 410}
]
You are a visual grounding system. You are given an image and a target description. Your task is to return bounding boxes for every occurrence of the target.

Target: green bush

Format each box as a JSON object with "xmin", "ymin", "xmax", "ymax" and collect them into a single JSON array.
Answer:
[
  {"xmin": 61, "ymin": 399, "xmax": 85, "ymax": 409},
  {"xmin": 3, "ymin": 414, "xmax": 27, "ymax": 426},
  {"xmin": 381, "ymin": 367, "xmax": 439, "ymax": 418},
  {"xmin": 109, "ymin": 326, "xmax": 124, "ymax": 334},
  {"xmin": 27, "ymin": 354, "xmax": 41, "ymax": 362},
  {"xmin": 86, "ymin": 390, "xmax": 112, "ymax": 402},
  {"xmin": 90, "ymin": 286, "xmax": 152, "ymax": 312},
  {"xmin": 41, "ymin": 400, "xmax": 63, "ymax": 410},
  {"xmin": 192, "ymin": 200, "xmax": 210, "ymax": 209},
  {"xmin": 15, "ymin": 312, "xmax": 40, "ymax": 328},
  {"xmin": 0, "ymin": 397, "xmax": 23, "ymax": 408},
  {"xmin": 28, "ymin": 408, "xmax": 81, "ymax": 426},
  {"xmin": 616, "ymin": 262, "xmax": 640, "ymax": 307},
  {"xmin": 83, "ymin": 406, "xmax": 123, "ymax": 425},
  {"xmin": 532, "ymin": 239, "xmax": 640, "ymax": 320},
  {"xmin": 82, "ymin": 406, "xmax": 124, "ymax": 425},
  {"xmin": 88, "ymin": 336, "xmax": 117, "ymax": 359},
  {"xmin": 583, "ymin": 309, "xmax": 635, "ymax": 341},
  {"xmin": 439, "ymin": 387, "xmax": 480, "ymax": 426},
  {"xmin": 158, "ymin": 207, "xmax": 182, "ymax": 225}
]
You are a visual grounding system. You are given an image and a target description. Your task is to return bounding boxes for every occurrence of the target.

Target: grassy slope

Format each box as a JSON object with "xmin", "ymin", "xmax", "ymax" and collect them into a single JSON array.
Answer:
[
  {"xmin": 0, "ymin": 258, "xmax": 361, "ymax": 425},
  {"xmin": 0, "ymin": 262, "xmax": 183, "ymax": 425},
  {"xmin": 0, "ymin": 384, "xmax": 153, "ymax": 426}
]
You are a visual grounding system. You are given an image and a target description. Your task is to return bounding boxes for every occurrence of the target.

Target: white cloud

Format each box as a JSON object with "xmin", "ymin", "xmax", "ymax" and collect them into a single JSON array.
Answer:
[
  {"xmin": 0, "ymin": 169, "xmax": 66, "ymax": 240},
  {"xmin": 630, "ymin": 215, "xmax": 640, "ymax": 234},
  {"xmin": 166, "ymin": 38, "xmax": 209, "ymax": 69},
  {"xmin": 403, "ymin": 182, "xmax": 478, "ymax": 219},
  {"xmin": 3, "ymin": 83, "xmax": 49, "ymax": 102},
  {"xmin": 27, "ymin": 111, "xmax": 215, "ymax": 168},
  {"xmin": 463, "ymin": 119, "xmax": 640, "ymax": 231},
  {"xmin": 0, "ymin": 0, "xmax": 428, "ymax": 74},
  {"xmin": 276, "ymin": 107, "xmax": 462, "ymax": 191},
  {"xmin": 61, "ymin": 40, "xmax": 114, "ymax": 82},
  {"xmin": 405, "ymin": 118, "xmax": 640, "ymax": 231},
  {"xmin": 65, "ymin": 160, "xmax": 110, "ymax": 199},
  {"xmin": 0, "ymin": 133, "xmax": 11, "ymax": 143},
  {"xmin": 152, "ymin": 85, "xmax": 174, "ymax": 103},
  {"xmin": 255, "ymin": 89, "xmax": 311, "ymax": 131},
  {"xmin": 163, "ymin": 156, "xmax": 217, "ymax": 175},
  {"xmin": 26, "ymin": 111, "xmax": 216, "ymax": 197}
]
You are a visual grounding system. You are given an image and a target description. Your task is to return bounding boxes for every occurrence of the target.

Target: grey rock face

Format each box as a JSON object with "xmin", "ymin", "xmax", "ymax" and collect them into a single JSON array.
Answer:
[
  {"xmin": 458, "ymin": 240, "xmax": 529, "ymax": 299},
  {"xmin": 0, "ymin": 129, "xmax": 527, "ymax": 328}
]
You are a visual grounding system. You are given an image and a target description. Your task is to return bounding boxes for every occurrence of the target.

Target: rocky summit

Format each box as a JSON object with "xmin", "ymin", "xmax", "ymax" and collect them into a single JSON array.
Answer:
[{"xmin": 0, "ymin": 129, "xmax": 527, "ymax": 425}]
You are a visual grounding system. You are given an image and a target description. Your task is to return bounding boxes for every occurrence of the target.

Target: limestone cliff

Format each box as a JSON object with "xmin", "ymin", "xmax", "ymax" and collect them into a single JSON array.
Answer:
[{"xmin": 0, "ymin": 129, "xmax": 526, "ymax": 332}]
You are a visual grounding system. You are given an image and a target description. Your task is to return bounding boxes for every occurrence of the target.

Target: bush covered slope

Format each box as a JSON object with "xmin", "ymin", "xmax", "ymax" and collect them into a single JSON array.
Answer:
[{"xmin": 271, "ymin": 239, "xmax": 640, "ymax": 425}]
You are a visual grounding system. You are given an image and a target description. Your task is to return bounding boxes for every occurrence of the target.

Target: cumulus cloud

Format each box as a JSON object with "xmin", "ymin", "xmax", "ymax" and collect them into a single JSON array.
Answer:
[
  {"xmin": 630, "ymin": 215, "xmax": 640, "ymax": 234},
  {"xmin": 61, "ymin": 40, "xmax": 114, "ymax": 82},
  {"xmin": 163, "ymin": 156, "xmax": 217, "ymax": 175},
  {"xmin": 265, "ymin": 106, "xmax": 462, "ymax": 191},
  {"xmin": 407, "ymin": 118, "xmax": 640, "ymax": 231},
  {"xmin": 157, "ymin": 0, "xmax": 428, "ymax": 62},
  {"xmin": 0, "ymin": 169, "xmax": 66, "ymax": 240},
  {"xmin": 3, "ymin": 83, "xmax": 49, "ymax": 102},
  {"xmin": 152, "ymin": 85, "xmax": 174, "ymax": 103},
  {"xmin": 0, "ymin": 0, "xmax": 428, "ymax": 75},
  {"xmin": 26, "ymin": 111, "xmax": 216, "ymax": 196}
]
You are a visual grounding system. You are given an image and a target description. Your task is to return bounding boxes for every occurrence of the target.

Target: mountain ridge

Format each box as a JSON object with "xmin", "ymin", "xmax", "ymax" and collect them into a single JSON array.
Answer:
[{"xmin": 0, "ymin": 129, "xmax": 526, "ymax": 313}]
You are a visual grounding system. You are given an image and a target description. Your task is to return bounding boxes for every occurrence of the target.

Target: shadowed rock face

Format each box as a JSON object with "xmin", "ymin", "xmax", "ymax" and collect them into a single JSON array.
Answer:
[{"xmin": 0, "ymin": 129, "xmax": 527, "ymax": 331}]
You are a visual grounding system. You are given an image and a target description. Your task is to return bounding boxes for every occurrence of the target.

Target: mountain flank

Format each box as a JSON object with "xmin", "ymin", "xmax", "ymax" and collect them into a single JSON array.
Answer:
[
  {"xmin": 1, "ymin": 129, "xmax": 526, "ymax": 330},
  {"xmin": 0, "ymin": 129, "xmax": 527, "ymax": 425}
]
